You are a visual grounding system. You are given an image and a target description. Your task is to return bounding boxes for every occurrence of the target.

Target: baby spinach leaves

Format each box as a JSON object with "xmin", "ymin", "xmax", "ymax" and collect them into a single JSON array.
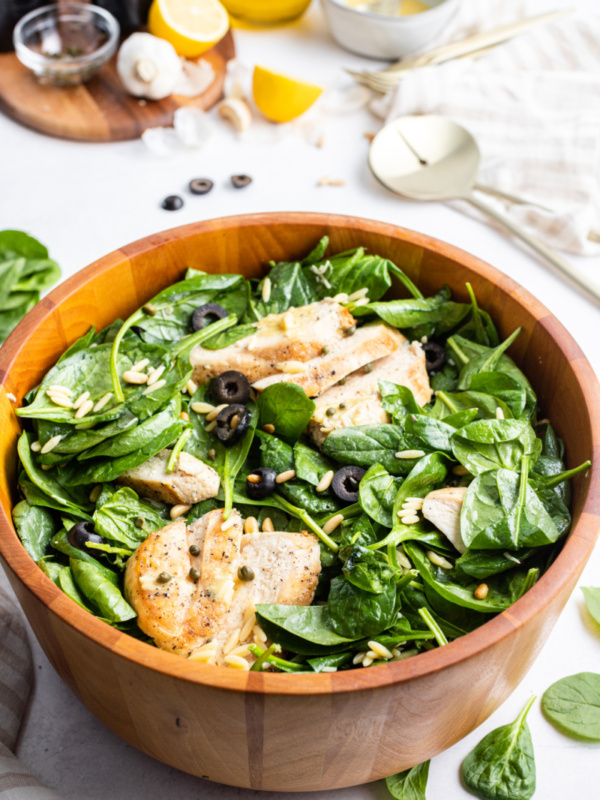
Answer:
[
  {"xmin": 359, "ymin": 464, "xmax": 403, "ymax": 527},
  {"xmin": 92, "ymin": 487, "xmax": 165, "ymax": 549},
  {"xmin": 70, "ymin": 558, "xmax": 136, "ymax": 623},
  {"xmin": 462, "ymin": 697, "xmax": 536, "ymax": 800},
  {"xmin": 324, "ymin": 424, "xmax": 411, "ymax": 476},
  {"xmin": 582, "ymin": 587, "xmax": 600, "ymax": 627},
  {"xmin": 542, "ymin": 673, "xmax": 600, "ymax": 741},
  {"xmin": 385, "ymin": 760, "xmax": 430, "ymax": 800},
  {"xmin": 452, "ymin": 419, "xmax": 539, "ymax": 476},
  {"xmin": 12, "ymin": 501, "xmax": 57, "ymax": 562},
  {"xmin": 257, "ymin": 383, "xmax": 315, "ymax": 441},
  {"xmin": 354, "ymin": 286, "xmax": 469, "ymax": 337},
  {"xmin": 328, "ymin": 575, "xmax": 397, "ymax": 638},
  {"xmin": 256, "ymin": 603, "xmax": 357, "ymax": 655}
]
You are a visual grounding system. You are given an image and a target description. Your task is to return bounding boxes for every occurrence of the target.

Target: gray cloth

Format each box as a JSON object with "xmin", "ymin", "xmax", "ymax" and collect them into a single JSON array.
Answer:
[{"xmin": 0, "ymin": 588, "xmax": 62, "ymax": 799}]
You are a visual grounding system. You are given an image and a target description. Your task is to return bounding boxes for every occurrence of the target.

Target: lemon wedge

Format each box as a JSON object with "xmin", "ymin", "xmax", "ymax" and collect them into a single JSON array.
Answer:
[
  {"xmin": 148, "ymin": 0, "xmax": 229, "ymax": 58},
  {"xmin": 252, "ymin": 66, "xmax": 323, "ymax": 124}
]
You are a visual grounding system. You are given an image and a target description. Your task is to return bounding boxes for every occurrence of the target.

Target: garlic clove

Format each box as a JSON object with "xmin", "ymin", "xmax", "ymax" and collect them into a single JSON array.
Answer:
[{"xmin": 217, "ymin": 97, "xmax": 253, "ymax": 133}]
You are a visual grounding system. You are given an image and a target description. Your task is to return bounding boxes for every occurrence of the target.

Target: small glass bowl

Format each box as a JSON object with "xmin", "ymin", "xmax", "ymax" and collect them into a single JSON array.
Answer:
[{"xmin": 13, "ymin": 2, "xmax": 120, "ymax": 87}]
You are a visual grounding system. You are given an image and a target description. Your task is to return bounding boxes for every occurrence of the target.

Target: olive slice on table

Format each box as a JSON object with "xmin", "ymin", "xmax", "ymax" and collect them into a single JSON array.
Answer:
[
  {"xmin": 231, "ymin": 174, "xmax": 252, "ymax": 189},
  {"xmin": 423, "ymin": 341, "xmax": 446, "ymax": 375},
  {"xmin": 68, "ymin": 521, "xmax": 104, "ymax": 551},
  {"xmin": 210, "ymin": 370, "xmax": 251, "ymax": 405},
  {"xmin": 246, "ymin": 467, "xmax": 277, "ymax": 500},
  {"xmin": 161, "ymin": 195, "xmax": 183, "ymax": 211},
  {"xmin": 215, "ymin": 404, "xmax": 251, "ymax": 447},
  {"xmin": 191, "ymin": 303, "xmax": 229, "ymax": 332},
  {"xmin": 331, "ymin": 466, "xmax": 366, "ymax": 504},
  {"xmin": 189, "ymin": 178, "xmax": 214, "ymax": 195}
]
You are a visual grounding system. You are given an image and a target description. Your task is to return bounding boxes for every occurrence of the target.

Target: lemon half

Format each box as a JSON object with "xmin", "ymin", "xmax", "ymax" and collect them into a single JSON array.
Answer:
[
  {"xmin": 148, "ymin": 0, "xmax": 229, "ymax": 58},
  {"xmin": 252, "ymin": 66, "xmax": 323, "ymax": 124}
]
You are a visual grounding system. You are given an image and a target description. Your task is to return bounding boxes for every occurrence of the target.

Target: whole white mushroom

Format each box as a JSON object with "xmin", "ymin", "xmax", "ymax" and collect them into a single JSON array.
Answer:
[{"xmin": 117, "ymin": 32, "xmax": 183, "ymax": 100}]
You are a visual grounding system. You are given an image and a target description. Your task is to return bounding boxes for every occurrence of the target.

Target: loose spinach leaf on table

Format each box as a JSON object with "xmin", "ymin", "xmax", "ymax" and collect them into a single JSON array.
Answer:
[
  {"xmin": 324, "ymin": 424, "xmax": 412, "ymax": 476},
  {"xmin": 582, "ymin": 587, "xmax": 600, "ymax": 627},
  {"xmin": 70, "ymin": 558, "xmax": 136, "ymax": 623},
  {"xmin": 359, "ymin": 463, "xmax": 403, "ymax": 527},
  {"xmin": 385, "ymin": 760, "xmax": 430, "ymax": 800},
  {"xmin": 462, "ymin": 697, "xmax": 536, "ymax": 800},
  {"xmin": 542, "ymin": 673, "xmax": 600, "ymax": 741},
  {"xmin": 257, "ymin": 383, "xmax": 315, "ymax": 441},
  {"xmin": 12, "ymin": 500, "xmax": 57, "ymax": 562}
]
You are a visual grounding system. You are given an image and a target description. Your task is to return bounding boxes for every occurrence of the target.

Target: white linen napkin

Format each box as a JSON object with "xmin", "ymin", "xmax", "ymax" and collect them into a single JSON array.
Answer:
[
  {"xmin": 372, "ymin": 0, "xmax": 600, "ymax": 256},
  {"xmin": 0, "ymin": 587, "xmax": 62, "ymax": 800}
]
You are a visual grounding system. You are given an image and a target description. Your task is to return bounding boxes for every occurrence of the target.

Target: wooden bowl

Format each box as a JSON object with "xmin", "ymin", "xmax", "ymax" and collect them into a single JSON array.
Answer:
[{"xmin": 1, "ymin": 213, "xmax": 599, "ymax": 791}]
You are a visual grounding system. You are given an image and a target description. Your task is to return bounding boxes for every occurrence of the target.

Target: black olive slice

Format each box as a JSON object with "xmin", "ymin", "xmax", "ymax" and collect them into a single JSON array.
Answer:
[
  {"xmin": 231, "ymin": 174, "xmax": 252, "ymax": 189},
  {"xmin": 210, "ymin": 370, "xmax": 251, "ymax": 405},
  {"xmin": 189, "ymin": 178, "xmax": 214, "ymax": 195},
  {"xmin": 161, "ymin": 195, "xmax": 183, "ymax": 211},
  {"xmin": 68, "ymin": 521, "xmax": 104, "ymax": 551},
  {"xmin": 422, "ymin": 341, "xmax": 446, "ymax": 375},
  {"xmin": 331, "ymin": 466, "xmax": 366, "ymax": 504},
  {"xmin": 246, "ymin": 467, "xmax": 277, "ymax": 500},
  {"xmin": 191, "ymin": 302, "xmax": 229, "ymax": 332},
  {"xmin": 215, "ymin": 404, "xmax": 251, "ymax": 447}
]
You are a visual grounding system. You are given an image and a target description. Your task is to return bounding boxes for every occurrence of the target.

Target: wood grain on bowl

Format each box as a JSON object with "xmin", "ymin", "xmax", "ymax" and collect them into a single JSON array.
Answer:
[{"xmin": 0, "ymin": 213, "xmax": 599, "ymax": 791}]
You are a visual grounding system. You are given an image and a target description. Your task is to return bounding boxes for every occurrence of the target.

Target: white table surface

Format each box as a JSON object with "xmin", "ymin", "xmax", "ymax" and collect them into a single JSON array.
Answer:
[{"xmin": 1, "ymin": 0, "xmax": 600, "ymax": 797}]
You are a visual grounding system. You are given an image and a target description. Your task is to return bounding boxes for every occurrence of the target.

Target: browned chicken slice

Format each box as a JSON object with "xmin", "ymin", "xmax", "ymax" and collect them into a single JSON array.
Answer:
[
  {"xmin": 124, "ymin": 509, "xmax": 243, "ymax": 655},
  {"xmin": 117, "ymin": 449, "xmax": 220, "ymax": 504},
  {"xmin": 422, "ymin": 486, "xmax": 468, "ymax": 554},
  {"xmin": 253, "ymin": 322, "xmax": 403, "ymax": 398},
  {"xmin": 190, "ymin": 299, "xmax": 355, "ymax": 386},
  {"xmin": 209, "ymin": 530, "xmax": 321, "ymax": 666},
  {"xmin": 308, "ymin": 338, "xmax": 432, "ymax": 446}
]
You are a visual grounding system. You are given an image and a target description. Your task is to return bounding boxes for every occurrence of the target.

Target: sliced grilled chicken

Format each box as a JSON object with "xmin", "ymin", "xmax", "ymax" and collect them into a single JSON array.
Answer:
[
  {"xmin": 124, "ymin": 509, "xmax": 243, "ymax": 654},
  {"xmin": 308, "ymin": 338, "xmax": 432, "ymax": 446},
  {"xmin": 190, "ymin": 299, "xmax": 356, "ymax": 386},
  {"xmin": 117, "ymin": 449, "xmax": 220, "ymax": 505},
  {"xmin": 209, "ymin": 530, "xmax": 321, "ymax": 665},
  {"xmin": 421, "ymin": 486, "xmax": 468, "ymax": 554},
  {"xmin": 253, "ymin": 322, "xmax": 403, "ymax": 398}
]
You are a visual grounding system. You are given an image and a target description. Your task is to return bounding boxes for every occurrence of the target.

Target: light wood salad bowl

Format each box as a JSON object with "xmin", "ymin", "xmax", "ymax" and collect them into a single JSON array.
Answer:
[{"xmin": 0, "ymin": 213, "xmax": 599, "ymax": 791}]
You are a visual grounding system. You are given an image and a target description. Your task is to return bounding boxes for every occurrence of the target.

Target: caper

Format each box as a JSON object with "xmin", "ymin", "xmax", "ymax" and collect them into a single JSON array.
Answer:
[
  {"xmin": 364, "ymin": 362, "xmax": 374, "ymax": 373},
  {"xmin": 135, "ymin": 516, "xmax": 146, "ymax": 529},
  {"xmin": 326, "ymin": 407, "xmax": 336, "ymax": 416},
  {"xmin": 339, "ymin": 377, "xmax": 347, "ymax": 385},
  {"xmin": 344, "ymin": 325, "xmax": 357, "ymax": 337},
  {"xmin": 238, "ymin": 565, "xmax": 255, "ymax": 582},
  {"xmin": 339, "ymin": 402, "xmax": 347, "ymax": 409},
  {"xmin": 207, "ymin": 448, "xmax": 216, "ymax": 460},
  {"xmin": 189, "ymin": 544, "xmax": 200, "ymax": 556},
  {"xmin": 157, "ymin": 572, "xmax": 172, "ymax": 584},
  {"xmin": 321, "ymin": 346, "xmax": 330, "ymax": 356},
  {"xmin": 189, "ymin": 567, "xmax": 201, "ymax": 582}
]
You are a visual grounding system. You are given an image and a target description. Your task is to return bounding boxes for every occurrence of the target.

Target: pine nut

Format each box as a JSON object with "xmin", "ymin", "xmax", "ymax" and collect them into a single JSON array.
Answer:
[
  {"xmin": 426, "ymin": 550, "xmax": 454, "ymax": 570},
  {"xmin": 495, "ymin": 407, "xmax": 504, "ymax": 420},
  {"xmin": 333, "ymin": 292, "xmax": 349, "ymax": 303},
  {"xmin": 230, "ymin": 414, "xmax": 240, "ymax": 430},
  {"xmin": 72, "ymin": 391, "xmax": 90, "ymax": 410},
  {"xmin": 262, "ymin": 277, "xmax": 271, "ymax": 302},
  {"xmin": 240, "ymin": 614, "xmax": 256, "ymax": 642},
  {"xmin": 186, "ymin": 379, "xmax": 198, "ymax": 396},
  {"xmin": 224, "ymin": 655, "xmax": 250, "ymax": 670},
  {"xmin": 396, "ymin": 547, "xmax": 412, "ymax": 570},
  {"xmin": 132, "ymin": 358, "xmax": 150, "ymax": 372},
  {"xmin": 48, "ymin": 385, "xmax": 73, "ymax": 396},
  {"xmin": 89, "ymin": 485, "xmax": 103, "ymax": 503},
  {"xmin": 395, "ymin": 450, "xmax": 426, "ymax": 459},
  {"xmin": 47, "ymin": 394, "xmax": 73, "ymax": 408},
  {"xmin": 262, "ymin": 517, "xmax": 275, "ymax": 532},
  {"xmin": 147, "ymin": 364, "xmax": 166, "ymax": 386},
  {"xmin": 474, "ymin": 583, "xmax": 489, "ymax": 600},
  {"xmin": 316, "ymin": 470, "xmax": 334, "ymax": 492},
  {"xmin": 191, "ymin": 401, "xmax": 216, "ymax": 415},
  {"xmin": 93, "ymin": 392, "xmax": 113, "ymax": 412},
  {"xmin": 347, "ymin": 288, "xmax": 369, "ymax": 302},
  {"xmin": 353, "ymin": 652, "xmax": 366, "ymax": 665},
  {"xmin": 253, "ymin": 625, "xmax": 267, "ymax": 643},
  {"xmin": 142, "ymin": 379, "xmax": 166, "ymax": 395},
  {"xmin": 404, "ymin": 496, "xmax": 424, "ymax": 504},
  {"xmin": 368, "ymin": 640, "xmax": 393, "ymax": 660},
  {"xmin": 400, "ymin": 515, "xmax": 420, "ymax": 525},
  {"xmin": 323, "ymin": 513, "xmax": 344, "ymax": 534},
  {"xmin": 41, "ymin": 464, "xmax": 53, "ymax": 471},
  {"xmin": 392, "ymin": 648, "xmax": 403, "ymax": 658},
  {"xmin": 221, "ymin": 515, "xmax": 237, "ymax": 531},
  {"xmin": 75, "ymin": 399, "xmax": 94, "ymax": 419},
  {"xmin": 244, "ymin": 516, "xmax": 259, "ymax": 534},
  {"xmin": 41, "ymin": 435, "xmax": 63, "ymax": 454},
  {"xmin": 122, "ymin": 370, "xmax": 148, "ymax": 384},
  {"xmin": 362, "ymin": 657, "xmax": 373, "ymax": 667},
  {"xmin": 453, "ymin": 465, "xmax": 470, "ymax": 476},
  {"xmin": 30, "ymin": 440, "xmax": 42, "ymax": 452},
  {"xmin": 262, "ymin": 423, "xmax": 275, "ymax": 434},
  {"xmin": 170, "ymin": 504, "xmax": 192, "ymax": 519},
  {"xmin": 180, "ymin": 411, "xmax": 190, "ymax": 421},
  {"xmin": 351, "ymin": 297, "xmax": 370, "ymax": 308},
  {"xmin": 205, "ymin": 420, "xmax": 217, "ymax": 432},
  {"xmin": 275, "ymin": 469, "xmax": 296, "ymax": 484},
  {"xmin": 247, "ymin": 474, "xmax": 261, "ymax": 484},
  {"xmin": 206, "ymin": 404, "xmax": 228, "ymax": 422}
]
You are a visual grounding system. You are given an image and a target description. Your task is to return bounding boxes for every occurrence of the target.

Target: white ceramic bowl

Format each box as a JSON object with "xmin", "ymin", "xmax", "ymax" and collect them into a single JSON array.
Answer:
[{"xmin": 321, "ymin": 0, "xmax": 460, "ymax": 60}]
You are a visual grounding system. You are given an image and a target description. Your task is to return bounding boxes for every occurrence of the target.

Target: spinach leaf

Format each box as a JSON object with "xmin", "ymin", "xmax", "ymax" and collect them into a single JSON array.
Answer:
[
  {"xmin": 431, "ymin": 390, "xmax": 511, "ymax": 423},
  {"xmin": 385, "ymin": 761, "xmax": 429, "ymax": 800},
  {"xmin": 328, "ymin": 575, "xmax": 397, "ymax": 638},
  {"xmin": 70, "ymin": 558, "xmax": 136, "ymax": 623},
  {"xmin": 379, "ymin": 380, "xmax": 424, "ymax": 424},
  {"xmin": 293, "ymin": 442, "xmax": 335, "ymax": 485},
  {"xmin": 257, "ymin": 383, "xmax": 315, "ymax": 441},
  {"xmin": 39, "ymin": 558, "xmax": 64, "ymax": 586},
  {"xmin": 307, "ymin": 652, "xmax": 353, "ymax": 673},
  {"xmin": 452, "ymin": 419, "xmax": 539, "ymax": 475},
  {"xmin": 359, "ymin": 464, "xmax": 402, "ymax": 527},
  {"xmin": 456, "ymin": 283, "xmax": 499, "ymax": 347},
  {"xmin": 339, "ymin": 514, "xmax": 378, "ymax": 548},
  {"xmin": 41, "ymin": 410, "xmax": 139, "ymax": 456},
  {"xmin": 542, "ymin": 673, "xmax": 600, "ymax": 741},
  {"xmin": 461, "ymin": 467, "xmax": 560, "ymax": 550},
  {"xmin": 92, "ymin": 487, "xmax": 165, "ymax": 549},
  {"xmin": 256, "ymin": 604, "xmax": 358, "ymax": 655},
  {"xmin": 340, "ymin": 544, "xmax": 400, "ymax": 594},
  {"xmin": 404, "ymin": 415, "xmax": 456, "ymax": 454},
  {"xmin": 469, "ymin": 372, "xmax": 529, "ymax": 419},
  {"xmin": 455, "ymin": 549, "xmax": 536, "ymax": 580},
  {"xmin": 324, "ymin": 424, "xmax": 412, "ymax": 475},
  {"xmin": 582, "ymin": 587, "xmax": 600, "ymax": 627},
  {"xmin": 201, "ymin": 323, "xmax": 255, "ymax": 350},
  {"xmin": 12, "ymin": 500, "xmax": 56, "ymax": 561},
  {"xmin": 354, "ymin": 286, "xmax": 469, "ymax": 334},
  {"xmin": 59, "ymin": 566, "xmax": 92, "ymax": 610},
  {"xmin": 256, "ymin": 261, "xmax": 318, "ymax": 317},
  {"xmin": 462, "ymin": 696, "xmax": 536, "ymax": 800},
  {"xmin": 51, "ymin": 530, "xmax": 119, "ymax": 585},
  {"xmin": 257, "ymin": 430, "xmax": 294, "ymax": 472}
]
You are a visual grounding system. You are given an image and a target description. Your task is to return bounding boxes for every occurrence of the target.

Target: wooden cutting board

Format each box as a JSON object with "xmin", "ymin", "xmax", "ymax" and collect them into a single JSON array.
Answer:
[{"xmin": 0, "ymin": 30, "xmax": 234, "ymax": 142}]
